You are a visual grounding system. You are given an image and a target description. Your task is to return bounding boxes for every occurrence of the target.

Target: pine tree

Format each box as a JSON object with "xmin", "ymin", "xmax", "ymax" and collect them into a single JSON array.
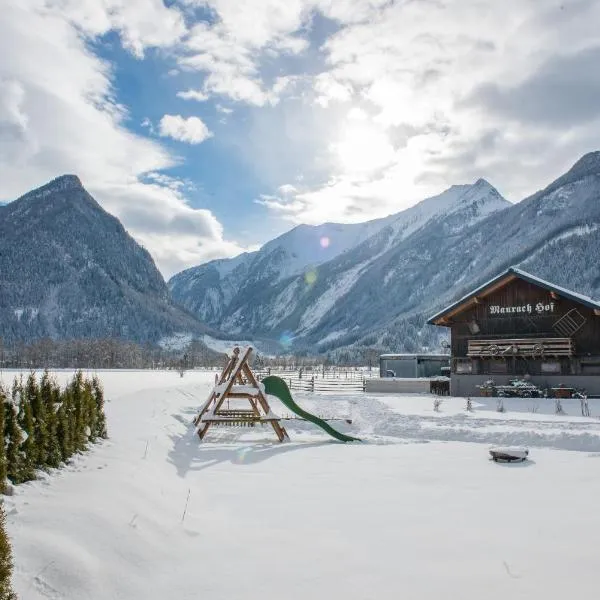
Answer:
[
  {"xmin": 0, "ymin": 387, "xmax": 7, "ymax": 494},
  {"xmin": 16, "ymin": 378, "xmax": 36, "ymax": 482},
  {"xmin": 91, "ymin": 376, "xmax": 108, "ymax": 440},
  {"xmin": 41, "ymin": 371, "xmax": 62, "ymax": 469},
  {"xmin": 83, "ymin": 379, "xmax": 96, "ymax": 443},
  {"xmin": 26, "ymin": 372, "xmax": 49, "ymax": 468},
  {"xmin": 0, "ymin": 506, "xmax": 17, "ymax": 600},
  {"xmin": 5, "ymin": 388, "xmax": 23, "ymax": 485},
  {"xmin": 70, "ymin": 372, "xmax": 86, "ymax": 453},
  {"xmin": 55, "ymin": 389, "xmax": 73, "ymax": 463}
]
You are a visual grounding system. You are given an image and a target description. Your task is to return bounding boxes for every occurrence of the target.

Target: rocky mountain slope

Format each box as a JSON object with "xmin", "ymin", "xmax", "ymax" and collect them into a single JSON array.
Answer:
[
  {"xmin": 168, "ymin": 213, "xmax": 407, "ymax": 326},
  {"xmin": 170, "ymin": 177, "xmax": 510, "ymax": 348},
  {"xmin": 6, "ymin": 151, "xmax": 599, "ymax": 358},
  {"xmin": 0, "ymin": 175, "xmax": 209, "ymax": 344},
  {"xmin": 337, "ymin": 151, "xmax": 600, "ymax": 359}
]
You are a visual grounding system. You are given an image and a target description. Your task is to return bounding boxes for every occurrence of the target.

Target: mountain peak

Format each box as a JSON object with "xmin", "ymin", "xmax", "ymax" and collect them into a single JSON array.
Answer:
[
  {"xmin": 17, "ymin": 174, "xmax": 85, "ymax": 204},
  {"xmin": 473, "ymin": 177, "xmax": 493, "ymax": 189},
  {"xmin": 566, "ymin": 151, "xmax": 600, "ymax": 179},
  {"xmin": 48, "ymin": 174, "xmax": 83, "ymax": 190}
]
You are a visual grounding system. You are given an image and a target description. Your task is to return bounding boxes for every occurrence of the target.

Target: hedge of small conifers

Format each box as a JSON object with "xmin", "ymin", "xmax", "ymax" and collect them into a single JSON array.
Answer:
[{"xmin": 0, "ymin": 371, "xmax": 108, "ymax": 599}]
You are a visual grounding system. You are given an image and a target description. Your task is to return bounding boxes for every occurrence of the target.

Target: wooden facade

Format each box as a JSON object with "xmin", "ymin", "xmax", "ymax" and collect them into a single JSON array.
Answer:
[{"xmin": 428, "ymin": 268, "xmax": 600, "ymax": 393}]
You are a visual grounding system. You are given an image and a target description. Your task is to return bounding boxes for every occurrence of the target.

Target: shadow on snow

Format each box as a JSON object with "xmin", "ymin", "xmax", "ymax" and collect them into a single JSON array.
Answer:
[{"xmin": 168, "ymin": 410, "xmax": 340, "ymax": 477}]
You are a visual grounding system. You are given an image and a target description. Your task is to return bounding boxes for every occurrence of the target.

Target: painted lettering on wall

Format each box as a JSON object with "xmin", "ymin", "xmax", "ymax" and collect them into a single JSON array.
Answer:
[{"xmin": 489, "ymin": 302, "xmax": 555, "ymax": 315}]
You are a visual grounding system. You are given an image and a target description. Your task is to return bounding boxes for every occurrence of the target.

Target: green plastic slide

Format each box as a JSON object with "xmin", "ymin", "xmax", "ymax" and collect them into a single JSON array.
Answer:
[{"xmin": 261, "ymin": 375, "xmax": 361, "ymax": 443}]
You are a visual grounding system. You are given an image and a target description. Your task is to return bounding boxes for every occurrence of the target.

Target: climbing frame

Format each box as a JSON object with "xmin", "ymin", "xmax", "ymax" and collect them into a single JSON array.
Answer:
[{"xmin": 193, "ymin": 346, "xmax": 289, "ymax": 442}]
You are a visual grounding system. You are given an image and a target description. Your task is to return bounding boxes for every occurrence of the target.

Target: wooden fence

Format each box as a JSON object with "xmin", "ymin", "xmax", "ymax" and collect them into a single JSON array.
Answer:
[{"xmin": 255, "ymin": 369, "xmax": 374, "ymax": 393}]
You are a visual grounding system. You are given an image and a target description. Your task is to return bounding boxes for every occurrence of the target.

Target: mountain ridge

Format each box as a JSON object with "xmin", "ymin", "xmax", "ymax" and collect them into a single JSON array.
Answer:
[
  {"xmin": 169, "ymin": 152, "xmax": 600, "ymax": 357},
  {"xmin": 169, "ymin": 177, "xmax": 510, "ymax": 342}
]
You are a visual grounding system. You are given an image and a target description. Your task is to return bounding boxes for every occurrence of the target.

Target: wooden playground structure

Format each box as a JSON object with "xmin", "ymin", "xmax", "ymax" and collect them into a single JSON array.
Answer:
[{"xmin": 193, "ymin": 346, "xmax": 289, "ymax": 442}]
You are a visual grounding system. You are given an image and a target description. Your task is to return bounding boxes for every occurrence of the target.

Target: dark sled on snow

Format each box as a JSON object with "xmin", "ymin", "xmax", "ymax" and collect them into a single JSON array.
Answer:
[{"xmin": 489, "ymin": 447, "xmax": 529, "ymax": 463}]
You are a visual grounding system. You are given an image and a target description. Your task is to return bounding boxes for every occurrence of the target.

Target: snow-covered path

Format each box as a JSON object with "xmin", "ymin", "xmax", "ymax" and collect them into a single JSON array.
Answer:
[{"xmin": 5, "ymin": 370, "xmax": 600, "ymax": 599}]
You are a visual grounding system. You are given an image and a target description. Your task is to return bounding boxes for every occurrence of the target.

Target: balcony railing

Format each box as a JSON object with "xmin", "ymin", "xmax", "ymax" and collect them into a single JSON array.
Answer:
[{"xmin": 467, "ymin": 337, "xmax": 574, "ymax": 358}]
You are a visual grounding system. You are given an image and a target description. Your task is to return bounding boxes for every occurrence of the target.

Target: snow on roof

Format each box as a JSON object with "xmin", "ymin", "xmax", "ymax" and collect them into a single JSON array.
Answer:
[{"xmin": 428, "ymin": 266, "xmax": 600, "ymax": 325}]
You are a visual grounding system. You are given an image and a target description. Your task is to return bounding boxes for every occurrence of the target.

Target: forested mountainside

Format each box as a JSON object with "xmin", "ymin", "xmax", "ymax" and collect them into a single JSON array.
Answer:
[
  {"xmin": 168, "ymin": 212, "xmax": 407, "ymax": 325},
  {"xmin": 0, "ymin": 175, "xmax": 209, "ymax": 344},
  {"xmin": 329, "ymin": 152, "xmax": 600, "ymax": 361},
  {"xmin": 4, "ymin": 152, "xmax": 599, "ymax": 360},
  {"xmin": 171, "ymin": 153, "xmax": 600, "ymax": 359},
  {"xmin": 170, "ymin": 178, "xmax": 509, "ymax": 348}
]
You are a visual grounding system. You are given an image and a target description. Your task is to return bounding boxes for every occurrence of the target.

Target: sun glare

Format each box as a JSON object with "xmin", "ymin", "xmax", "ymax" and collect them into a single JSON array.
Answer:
[{"xmin": 332, "ymin": 118, "xmax": 395, "ymax": 177}]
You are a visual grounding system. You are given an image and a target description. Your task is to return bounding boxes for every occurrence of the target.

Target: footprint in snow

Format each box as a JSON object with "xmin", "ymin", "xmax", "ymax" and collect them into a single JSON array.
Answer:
[{"xmin": 33, "ymin": 575, "xmax": 64, "ymax": 600}]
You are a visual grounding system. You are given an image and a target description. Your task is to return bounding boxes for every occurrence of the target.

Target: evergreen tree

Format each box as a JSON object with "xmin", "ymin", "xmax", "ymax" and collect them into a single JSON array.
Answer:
[
  {"xmin": 5, "ymin": 387, "xmax": 23, "ymax": 485},
  {"xmin": 16, "ymin": 378, "xmax": 36, "ymax": 482},
  {"xmin": 83, "ymin": 380, "xmax": 96, "ymax": 443},
  {"xmin": 55, "ymin": 389, "xmax": 73, "ymax": 462},
  {"xmin": 70, "ymin": 372, "xmax": 86, "ymax": 453},
  {"xmin": 0, "ymin": 387, "xmax": 7, "ymax": 494},
  {"xmin": 0, "ymin": 506, "xmax": 17, "ymax": 600},
  {"xmin": 41, "ymin": 371, "xmax": 62, "ymax": 469},
  {"xmin": 26, "ymin": 372, "xmax": 48, "ymax": 468},
  {"xmin": 91, "ymin": 376, "xmax": 108, "ymax": 440}
]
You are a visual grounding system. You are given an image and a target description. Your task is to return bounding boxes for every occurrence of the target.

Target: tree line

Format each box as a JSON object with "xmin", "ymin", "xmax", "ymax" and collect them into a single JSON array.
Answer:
[
  {"xmin": 0, "ymin": 371, "xmax": 109, "ymax": 598},
  {"xmin": 0, "ymin": 337, "xmax": 224, "ymax": 370}
]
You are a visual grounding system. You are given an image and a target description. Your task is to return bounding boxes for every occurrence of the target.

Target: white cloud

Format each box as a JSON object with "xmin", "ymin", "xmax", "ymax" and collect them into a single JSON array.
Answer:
[
  {"xmin": 50, "ymin": 0, "xmax": 187, "ymax": 58},
  {"xmin": 0, "ymin": 1, "xmax": 245, "ymax": 277},
  {"xmin": 177, "ymin": 1, "xmax": 313, "ymax": 106},
  {"xmin": 177, "ymin": 89, "xmax": 210, "ymax": 102},
  {"xmin": 258, "ymin": 132, "xmax": 446, "ymax": 224},
  {"xmin": 256, "ymin": 0, "xmax": 600, "ymax": 224},
  {"xmin": 277, "ymin": 183, "xmax": 298, "ymax": 195},
  {"xmin": 93, "ymin": 180, "xmax": 245, "ymax": 276},
  {"xmin": 4, "ymin": 0, "xmax": 600, "ymax": 276},
  {"xmin": 158, "ymin": 114, "xmax": 213, "ymax": 144}
]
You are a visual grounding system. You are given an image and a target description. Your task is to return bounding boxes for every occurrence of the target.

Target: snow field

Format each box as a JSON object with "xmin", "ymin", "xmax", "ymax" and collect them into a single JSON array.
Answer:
[{"xmin": 4, "ymin": 370, "xmax": 600, "ymax": 599}]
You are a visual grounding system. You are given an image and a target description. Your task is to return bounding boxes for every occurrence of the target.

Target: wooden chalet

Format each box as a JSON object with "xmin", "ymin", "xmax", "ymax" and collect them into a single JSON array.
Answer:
[{"xmin": 428, "ymin": 267, "xmax": 600, "ymax": 397}]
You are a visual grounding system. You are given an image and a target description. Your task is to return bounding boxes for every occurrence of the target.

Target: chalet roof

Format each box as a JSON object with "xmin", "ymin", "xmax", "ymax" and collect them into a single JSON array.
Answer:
[{"xmin": 428, "ymin": 266, "xmax": 600, "ymax": 326}]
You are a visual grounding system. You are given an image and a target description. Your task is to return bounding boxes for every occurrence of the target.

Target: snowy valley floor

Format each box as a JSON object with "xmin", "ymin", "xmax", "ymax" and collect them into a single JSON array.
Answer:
[{"xmin": 3, "ymin": 369, "xmax": 600, "ymax": 600}]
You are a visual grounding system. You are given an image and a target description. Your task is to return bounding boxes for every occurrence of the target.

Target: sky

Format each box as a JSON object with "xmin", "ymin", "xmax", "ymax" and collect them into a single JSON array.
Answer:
[{"xmin": 1, "ymin": 0, "xmax": 600, "ymax": 278}]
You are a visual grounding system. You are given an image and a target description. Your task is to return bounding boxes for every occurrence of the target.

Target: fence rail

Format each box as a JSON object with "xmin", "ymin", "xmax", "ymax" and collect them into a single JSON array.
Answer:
[{"xmin": 255, "ymin": 369, "xmax": 369, "ymax": 393}]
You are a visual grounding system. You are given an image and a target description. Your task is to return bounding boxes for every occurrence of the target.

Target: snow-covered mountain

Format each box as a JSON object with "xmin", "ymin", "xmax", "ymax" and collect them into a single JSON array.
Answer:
[
  {"xmin": 169, "ymin": 178, "xmax": 509, "ymax": 346},
  {"xmin": 335, "ymin": 151, "xmax": 600, "ymax": 359},
  {"xmin": 168, "ymin": 212, "xmax": 404, "ymax": 325},
  {"xmin": 6, "ymin": 151, "xmax": 599, "ymax": 358},
  {"xmin": 0, "ymin": 175, "xmax": 210, "ymax": 344}
]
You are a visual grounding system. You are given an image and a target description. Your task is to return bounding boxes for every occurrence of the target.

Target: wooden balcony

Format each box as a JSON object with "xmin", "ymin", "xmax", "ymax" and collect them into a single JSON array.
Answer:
[{"xmin": 467, "ymin": 337, "xmax": 574, "ymax": 358}]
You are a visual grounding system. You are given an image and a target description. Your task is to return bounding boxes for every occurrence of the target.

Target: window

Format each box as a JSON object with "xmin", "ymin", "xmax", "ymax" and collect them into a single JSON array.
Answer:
[
  {"xmin": 455, "ymin": 359, "xmax": 473, "ymax": 374},
  {"xmin": 490, "ymin": 360, "xmax": 507, "ymax": 374},
  {"xmin": 582, "ymin": 360, "xmax": 600, "ymax": 375}
]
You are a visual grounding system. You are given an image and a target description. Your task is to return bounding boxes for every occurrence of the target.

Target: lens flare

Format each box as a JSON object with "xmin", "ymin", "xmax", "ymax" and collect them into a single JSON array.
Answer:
[
  {"xmin": 320, "ymin": 236, "xmax": 330, "ymax": 248},
  {"xmin": 279, "ymin": 330, "xmax": 295, "ymax": 349},
  {"xmin": 235, "ymin": 447, "xmax": 251, "ymax": 464},
  {"xmin": 304, "ymin": 269, "xmax": 318, "ymax": 285}
]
